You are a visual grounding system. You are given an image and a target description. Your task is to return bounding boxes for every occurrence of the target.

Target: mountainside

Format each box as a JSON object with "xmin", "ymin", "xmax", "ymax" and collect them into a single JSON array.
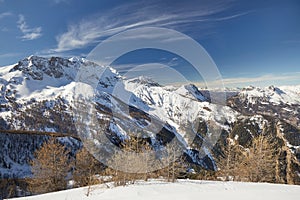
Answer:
[
  {"xmin": 228, "ymin": 85, "xmax": 300, "ymax": 126},
  {"xmin": 228, "ymin": 85, "xmax": 300, "ymax": 150},
  {"xmin": 0, "ymin": 56, "xmax": 299, "ymax": 184}
]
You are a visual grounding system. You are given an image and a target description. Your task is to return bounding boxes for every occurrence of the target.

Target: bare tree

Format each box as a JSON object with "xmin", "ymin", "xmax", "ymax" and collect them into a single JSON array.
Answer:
[
  {"xmin": 216, "ymin": 136, "xmax": 244, "ymax": 181},
  {"xmin": 73, "ymin": 147, "xmax": 103, "ymax": 196},
  {"xmin": 27, "ymin": 138, "xmax": 72, "ymax": 194},
  {"xmin": 106, "ymin": 137, "xmax": 155, "ymax": 186},
  {"xmin": 157, "ymin": 141, "xmax": 187, "ymax": 182},
  {"xmin": 240, "ymin": 135, "xmax": 277, "ymax": 182},
  {"xmin": 217, "ymin": 134, "xmax": 277, "ymax": 183}
]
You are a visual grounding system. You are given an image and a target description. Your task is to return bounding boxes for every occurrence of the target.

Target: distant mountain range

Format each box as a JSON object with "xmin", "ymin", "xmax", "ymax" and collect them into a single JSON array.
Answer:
[{"xmin": 0, "ymin": 56, "xmax": 299, "ymax": 184}]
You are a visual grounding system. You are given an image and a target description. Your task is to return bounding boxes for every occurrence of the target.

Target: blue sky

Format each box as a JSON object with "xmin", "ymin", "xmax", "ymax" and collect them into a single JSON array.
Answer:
[{"xmin": 0, "ymin": 0, "xmax": 300, "ymax": 87}]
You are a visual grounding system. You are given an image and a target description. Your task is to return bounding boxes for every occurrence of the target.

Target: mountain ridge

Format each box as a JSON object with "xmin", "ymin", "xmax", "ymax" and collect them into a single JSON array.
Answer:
[{"xmin": 0, "ymin": 56, "xmax": 299, "ymax": 184}]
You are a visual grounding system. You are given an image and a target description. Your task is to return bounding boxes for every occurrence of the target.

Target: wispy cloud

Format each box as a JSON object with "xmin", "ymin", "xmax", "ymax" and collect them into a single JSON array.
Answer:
[
  {"xmin": 212, "ymin": 11, "xmax": 253, "ymax": 22},
  {"xmin": 196, "ymin": 73, "xmax": 300, "ymax": 88},
  {"xmin": 51, "ymin": 0, "xmax": 70, "ymax": 4},
  {"xmin": 282, "ymin": 39, "xmax": 300, "ymax": 44},
  {"xmin": 52, "ymin": 1, "xmax": 248, "ymax": 53},
  {"xmin": 223, "ymin": 73, "xmax": 300, "ymax": 85},
  {"xmin": 0, "ymin": 53, "xmax": 22, "ymax": 58},
  {"xmin": 54, "ymin": 15, "xmax": 176, "ymax": 52},
  {"xmin": 1, "ymin": 27, "xmax": 9, "ymax": 32},
  {"xmin": 0, "ymin": 53, "xmax": 23, "ymax": 66},
  {"xmin": 0, "ymin": 12, "xmax": 12, "ymax": 20},
  {"xmin": 17, "ymin": 14, "xmax": 42, "ymax": 41}
]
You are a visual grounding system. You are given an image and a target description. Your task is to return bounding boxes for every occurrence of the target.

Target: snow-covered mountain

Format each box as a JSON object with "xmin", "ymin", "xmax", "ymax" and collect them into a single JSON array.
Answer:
[
  {"xmin": 228, "ymin": 85, "xmax": 300, "ymax": 133},
  {"xmin": 238, "ymin": 85, "xmax": 300, "ymax": 105},
  {"xmin": 0, "ymin": 56, "xmax": 299, "ymax": 184},
  {"xmin": 0, "ymin": 56, "xmax": 236, "ymax": 173}
]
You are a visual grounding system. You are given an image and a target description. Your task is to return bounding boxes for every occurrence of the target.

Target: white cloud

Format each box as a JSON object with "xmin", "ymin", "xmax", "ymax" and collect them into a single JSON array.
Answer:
[
  {"xmin": 195, "ymin": 73, "xmax": 300, "ymax": 88},
  {"xmin": 0, "ymin": 53, "xmax": 21, "ymax": 58},
  {"xmin": 0, "ymin": 12, "xmax": 12, "ymax": 32},
  {"xmin": 1, "ymin": 27, "xmax": 9, "ymax": 32},
  {"xmin": 282, "ymin": 40, "xmax": 300, "ymax": 44},
  {"xmin": 52, "ymin": 0, "xmax": 69, "ymax": 4},
  {"xmin": 0, "ymin": 12, "xmax": 12, "ymax": 20},
  {"xmin": 17, "ymin": 14, "xmax": 42, "ymax": 41},
  {"xmin": 211, "ymin": 11, "xmax": 253, "ymax": 22},
  {"xmin": 54, "ymin": 15, "xmax": 177, "ymax": 52},
  {"xmin": 223, "ymin": 73, "xmax": 300, "ymax": 85},
  {"xmin": 53, "ymin": 1, "xmax": 248, "ymax": 53}
]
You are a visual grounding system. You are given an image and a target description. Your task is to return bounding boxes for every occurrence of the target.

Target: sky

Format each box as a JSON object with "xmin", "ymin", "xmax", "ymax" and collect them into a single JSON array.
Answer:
[{"xmin": 0, "ymin": 0, "xmax": 300, "ymax": 88}]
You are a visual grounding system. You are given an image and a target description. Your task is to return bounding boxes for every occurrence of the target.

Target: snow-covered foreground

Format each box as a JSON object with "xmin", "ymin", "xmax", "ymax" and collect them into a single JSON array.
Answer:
[{"xmin": 12, "ymin": 180, "xmax": 300, "ymax": 200}]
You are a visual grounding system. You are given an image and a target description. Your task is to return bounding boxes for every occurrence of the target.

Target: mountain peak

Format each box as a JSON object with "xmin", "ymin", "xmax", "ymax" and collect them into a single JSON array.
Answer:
[
  {"xmin": 268, "ymin": 85, "xmax": 285, "ymax": 95},
  {"xmin": 176, "ymin": 84, "xmax": 207, "ymax": 102},
  {"xmin": 9, "ymin": 56, "xmax": 82, "ymax": 81},
  {"xmin": 126, "ymin": 76, "xmax": 161, "ymax": 87}
]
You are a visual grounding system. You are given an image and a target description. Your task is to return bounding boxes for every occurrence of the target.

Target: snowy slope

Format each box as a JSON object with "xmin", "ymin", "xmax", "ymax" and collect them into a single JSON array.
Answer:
[
  {"xmin": 175, "ymin": 84, "xmax": 207, "ymax": 101},
  {"xmin": 124, "ymin": 77, "xmax": 237, "ymax": 128},
  {"xmin": 11, "ymin": 180, "xmax": 300, "ymax": 200},
  {"xmin": 0, "ymin": 56, "xmax": 237, "ymax": 158},
  {"xmin": 122, "ymin": 76, "xmax": 237, "ymax": 166},
  {"xmin": 239, "ymin": 85, "xmax": 300, "ymax": 105},
  {"xmin": 1, "ymin": 56, "xmax": 300, "ymax": 179},
  {"xmin": 0, "ymin": 56, "xmax": 238, "ymax": 176},
  {"xmin": 228, "ymin": 85, "xmax": 300, "ymax": 131}
]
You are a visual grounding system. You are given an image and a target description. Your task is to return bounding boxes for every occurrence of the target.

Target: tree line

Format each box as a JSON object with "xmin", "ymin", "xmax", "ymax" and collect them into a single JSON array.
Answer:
[
  {"xmin": 1, "ymin": 132, "xmax": 295, "ymax": 198},
  {"xmin": 23, "ymin": 137, "xmax": 187, "ymax": 196}
]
